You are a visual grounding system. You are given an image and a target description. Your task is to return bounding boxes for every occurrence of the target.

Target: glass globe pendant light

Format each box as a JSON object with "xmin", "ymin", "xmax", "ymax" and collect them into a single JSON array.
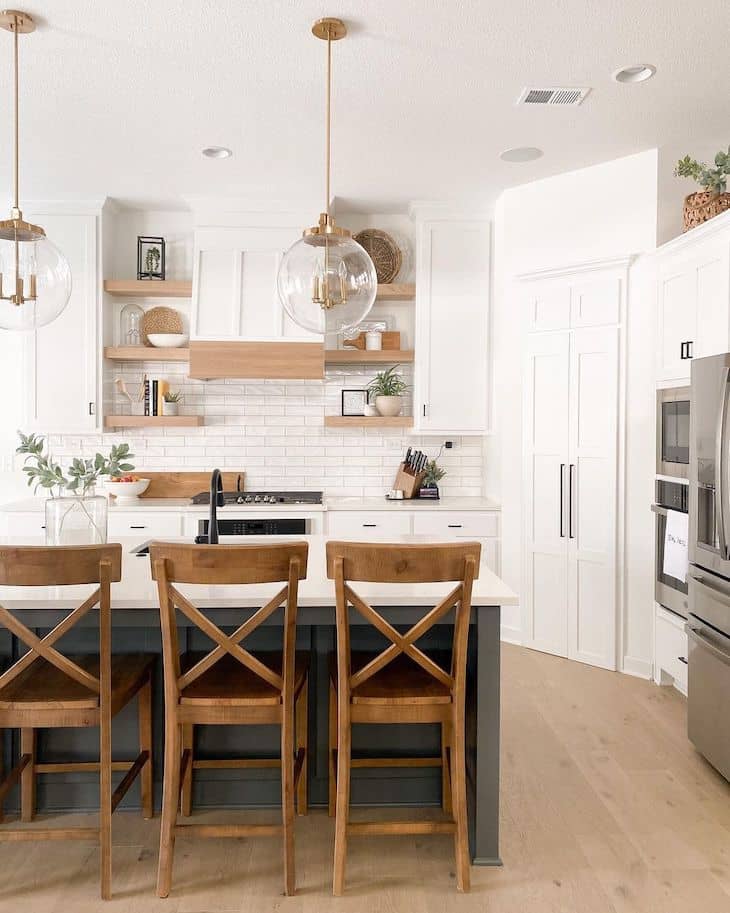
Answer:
[
  {"xmin": 277, "ymin": 18, "xmax": 377, "ymax": 336},
  {"xmin": 0, "ymin": 10, "xmax": 71, "ymax": 332}
]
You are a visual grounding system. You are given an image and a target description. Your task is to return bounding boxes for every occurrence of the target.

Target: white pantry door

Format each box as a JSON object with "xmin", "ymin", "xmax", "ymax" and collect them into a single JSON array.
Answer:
[
  {"xmin": 523, "ymin": 331, "xmax": 571, "ymax": 657},
  {"xmin": 567, "ymin": 326, "xmax": 619, "ymax": 670}
]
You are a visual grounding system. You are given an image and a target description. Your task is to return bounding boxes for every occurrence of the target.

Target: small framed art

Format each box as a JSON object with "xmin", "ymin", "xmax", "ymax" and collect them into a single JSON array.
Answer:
[
  {"xmin": 341, "ymin": 388, "xmax": 368, "ymax": 416},
  {"xmin": 137, "ymin": 236, "xmax": 166, "ymax": 280}
]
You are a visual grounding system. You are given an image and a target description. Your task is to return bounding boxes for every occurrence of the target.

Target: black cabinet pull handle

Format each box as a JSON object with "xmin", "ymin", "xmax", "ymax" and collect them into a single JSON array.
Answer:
[
  {"xmin": 678, "ymin": 655, "xmax": 688, "ymax": 665},
  {"xmin": 559, "ymin": 463, "xmax": 566, "ymax": 538},
  {"xmin": 447, "ymin": 524, "xmax": 462, "ymax": 528},
  {"xmin": 129, "ymin": 525, "xmax": 147, "ymax": 529},
  {"xmin": 362, "ymin": 523, "xmax": 377, "ymax": 527},
  {"xmin": 569, "ymin": 464, "xmax": 575, "ymax": 538}
]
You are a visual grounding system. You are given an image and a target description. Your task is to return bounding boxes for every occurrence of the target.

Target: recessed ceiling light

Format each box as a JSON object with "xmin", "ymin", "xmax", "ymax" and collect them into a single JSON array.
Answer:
[
  {"xmin": 500, "ymin": 147, "xmax": 544, "ymax": 163},
  {"xmin": 202, "ymin": 146, "xmax": 232, "ymax": 159},
  {"xmin": 612, "ymin": 64, "xmax": 656, "ymax": 84}
]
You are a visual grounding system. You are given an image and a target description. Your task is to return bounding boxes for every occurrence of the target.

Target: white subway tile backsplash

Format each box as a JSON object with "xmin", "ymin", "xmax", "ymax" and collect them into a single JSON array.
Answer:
[{"xmin": 48, "ymin": 369, "xmax": 485, "ymax": 496}]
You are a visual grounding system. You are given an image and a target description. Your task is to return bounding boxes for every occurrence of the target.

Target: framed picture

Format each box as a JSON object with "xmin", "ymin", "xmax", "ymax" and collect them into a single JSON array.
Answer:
[
  {"xmin": 137, "ymin": 236, "xmax": 166, "ymax": 281},
  {"xmin": 341, "ymin": 388, "xmax": 368, "ymax": 416}
]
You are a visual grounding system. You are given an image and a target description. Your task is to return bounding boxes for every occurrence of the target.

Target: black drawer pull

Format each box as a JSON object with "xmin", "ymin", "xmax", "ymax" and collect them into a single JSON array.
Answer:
[
  {"xmin": 362, "ymin": 523, "xmax": 377, "ymax": 528},
  {"xmin": 129, "ymin": 525, "xmax": 147, "ymax": 529},
  {"xmin": 678, "ymin": 655, "xmax": 688, "ymax": 665},
  {"xmin": 447, "ymin": 524, "xmax": 463, "ymax": 528}
]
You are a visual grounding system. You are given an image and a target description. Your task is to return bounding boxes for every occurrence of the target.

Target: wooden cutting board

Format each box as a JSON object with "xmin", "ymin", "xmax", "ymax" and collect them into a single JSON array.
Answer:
[{"xmin": 133, "ymin": 471, "xmax": 245, "ymax": 499}]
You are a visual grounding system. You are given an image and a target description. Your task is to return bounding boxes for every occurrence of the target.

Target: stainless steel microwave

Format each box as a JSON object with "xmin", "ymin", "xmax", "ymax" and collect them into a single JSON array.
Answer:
[{"xmin": 657, "ymin": 386, "xmax": 690, "ymax": 479}]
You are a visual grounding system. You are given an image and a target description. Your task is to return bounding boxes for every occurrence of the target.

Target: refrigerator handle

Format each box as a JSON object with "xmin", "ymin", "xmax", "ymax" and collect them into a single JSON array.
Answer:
[{"xmin": 715, "ymin": 367, "xmax": 730, "ymax": 560}]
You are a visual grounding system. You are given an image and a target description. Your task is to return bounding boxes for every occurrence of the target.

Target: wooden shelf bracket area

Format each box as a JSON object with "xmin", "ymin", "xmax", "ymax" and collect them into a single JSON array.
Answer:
[
  {"xmin": 104, "ymin": 279, "xmax": 193, "ymax": 298},
  {"xmin": 324, "ymin": 349, "xmax": 414, "ymax": 364},
  {"xmin": 375, "ymin": 283, "xmax": 415, "ymax": 301},
  {"xmin": 104, "ymin": 346, "xmax": 190, "ymax": 362},
  {"xmin": 103, "ymin": 415, "xmax": 203, "ymax": 429},
  {"xmin": 324, "ymin": 415, "xmax": 413, "ymax": 428}
]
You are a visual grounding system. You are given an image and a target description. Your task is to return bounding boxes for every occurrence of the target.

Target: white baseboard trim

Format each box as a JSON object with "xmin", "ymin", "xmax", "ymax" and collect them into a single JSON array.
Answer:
[
  {"xmin": 621, "ymin": 655, "xmax": 653, "ymax": 679},
  {"xmin": 500, "ymin": 624, "xmax": 522, "ymax": 646}
]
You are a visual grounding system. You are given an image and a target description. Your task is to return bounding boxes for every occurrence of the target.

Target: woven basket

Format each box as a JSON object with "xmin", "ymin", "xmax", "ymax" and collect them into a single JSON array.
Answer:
[
  {"xmin": 683, "ymin": 191, "xmax": 730, "ymax": 231},
  {"xmin": 141, "ymin": 306, "xmax": 183, "ymax": 346},
  {"xmin": 354, "ymin": 229, "xmax": 402, "ymax": 284}
]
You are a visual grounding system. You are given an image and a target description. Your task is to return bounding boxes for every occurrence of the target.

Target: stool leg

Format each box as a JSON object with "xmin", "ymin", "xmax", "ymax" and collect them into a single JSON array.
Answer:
[
  {"xmin": 281, "ymin": 695, "xmax": 296, "ymax": 895},
  {"xmin": 138, "ymin": 674, "xmax": 154, "ymax": 819},
  {"xmin": 450, "ymin": 708, "xmax": 470, "ymax": 893},
  {"xmin": 181, "ymin": 724, "xmax": 193, "ymax": 817},
  {"xmin": 100, "ymin": 697, "xmax": 113, "ymax": 899},
  {"xmin": 295, "ymin": 678, "xmax": 308, "ymax": 816},
  {"xmin": 332, "ymin": 708, "xmax": 351, "ymax": 896},
  {"xmin": 157, "ymin": 720, "xmax": 181, "ymax": 898},
  {"xmin": 20, "ymin": 728, "xmax": 36, "ymax": 822},
  {"xmin": 441, "ymin": 721, "xmax": 452, "ymax": 815},
  {"xmin": 328, "ymin": 679, "xmax": 337, "ymax": 817}
]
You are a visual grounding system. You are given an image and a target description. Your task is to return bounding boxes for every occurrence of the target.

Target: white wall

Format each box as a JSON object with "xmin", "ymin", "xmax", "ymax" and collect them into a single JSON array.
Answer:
[{"xmin": 490, "ymin": 149, "xmax": 658, "ymax": 667}]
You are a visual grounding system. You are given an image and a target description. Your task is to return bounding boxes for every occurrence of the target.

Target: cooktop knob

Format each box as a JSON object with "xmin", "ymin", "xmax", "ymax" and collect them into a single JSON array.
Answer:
[{"xmin": 236, "ymin": 496, "xmax": 244, "ymax": 504}]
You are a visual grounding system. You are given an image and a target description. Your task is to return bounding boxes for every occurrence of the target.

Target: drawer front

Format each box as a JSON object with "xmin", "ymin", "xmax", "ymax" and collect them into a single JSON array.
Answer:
[
  {"xmin": 327, "ymin": 511, "xmax": 412, "ymax": 538},
  {"xmin": 108, "ymin": 513, "xmax": 182, "ymax": 540},
  {"xmin": 412, "ymin": 511, "xmax": 499, "ymax": 539},
  {"xmin": 655, "ymin": 607, "xmax": 688, "ymax": 694},
  {"xmin": 5, "ymin": 512, "xmax": 47, "ymax": 537}
]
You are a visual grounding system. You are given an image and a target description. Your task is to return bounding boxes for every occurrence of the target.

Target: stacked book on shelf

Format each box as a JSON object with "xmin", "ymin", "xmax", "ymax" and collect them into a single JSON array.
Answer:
[{"xmin": 143, "ymin": 377, "xmax": 169, "ymax": 416}]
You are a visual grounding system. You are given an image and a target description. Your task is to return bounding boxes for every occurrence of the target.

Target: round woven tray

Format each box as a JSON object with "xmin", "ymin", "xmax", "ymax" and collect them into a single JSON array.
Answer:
[
  {"xmin": 683, "ymin": 191, "xmax": 730, "ymax": 231},
  {"xmin": 354, "ymin": 229, "xmax": 402, "ymax": 284},
  {"xmin": 141, "ymin": 306, "xmax": 183, "ymax": 345}
]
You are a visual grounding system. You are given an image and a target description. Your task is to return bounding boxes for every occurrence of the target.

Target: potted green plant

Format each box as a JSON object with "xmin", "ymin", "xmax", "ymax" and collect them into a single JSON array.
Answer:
[
  {"xmin": 162, "ymin": 390, "xmax": 183, "ymax": 416},
  {"xmin": 420, "ymin": 459, "xmax": 446, "ymax": 499},
  {"xmin": 367, "ymin": 365, "xmax": 409, "ymax": 417},
  {"xmin": 16, "ymin": 432, "xmax": 135, "ymax": 545},
  {"xmin": 674, "ymin": 146, "xmax": 730, "ymax": 230}
]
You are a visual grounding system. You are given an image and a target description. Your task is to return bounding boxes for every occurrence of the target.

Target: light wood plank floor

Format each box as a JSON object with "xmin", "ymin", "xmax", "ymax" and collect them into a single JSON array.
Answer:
[{"xmin": 1, "ymin": 643, "xmax": 729, "ymax": 912}]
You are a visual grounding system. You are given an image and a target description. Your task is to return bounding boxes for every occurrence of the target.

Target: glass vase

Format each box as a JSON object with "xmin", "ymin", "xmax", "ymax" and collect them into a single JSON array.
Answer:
[{"xmin": 45, "ymin": 492, "xmax": 108, "ymax": 545}]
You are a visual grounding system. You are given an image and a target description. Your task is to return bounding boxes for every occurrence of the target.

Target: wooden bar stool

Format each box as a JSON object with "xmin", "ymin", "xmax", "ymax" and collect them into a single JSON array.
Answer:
[
  {"xmin": 0, "ymin": 544, "xmax": 154, "ymax": 900},
  {"xmin": 326, "ymin": 540, "xmax": 480, "ymax": 895},
  {"xmin": 150, "ymin": 541, "xmax": 310, "ymax": 898}
]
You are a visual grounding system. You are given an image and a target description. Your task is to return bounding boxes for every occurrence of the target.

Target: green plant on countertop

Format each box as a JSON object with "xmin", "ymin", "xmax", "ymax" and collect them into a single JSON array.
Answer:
[
  {"xmin": 675, "ymin": 147, "xmax": 730, "ymax": 194},
  {"xmin": 163, "ymin": 390, "xmax": 183, "ymax": 403},
  {"xmin": 16, "ymin": 431, "xmax": 135, "ymax": 497},
  {"xmin": 366, "ymin": 364, "xmax": 409, "ymax": 398},
  {"xmin": 422, "ymin": 459, "xmax": 447, "ymax": 488}
]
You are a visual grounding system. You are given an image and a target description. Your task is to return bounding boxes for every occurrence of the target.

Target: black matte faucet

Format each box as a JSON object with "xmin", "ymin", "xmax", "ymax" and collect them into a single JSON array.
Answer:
[{"xmin": 208, "ymin": 468, "xmax": 224, "ymax": 544}]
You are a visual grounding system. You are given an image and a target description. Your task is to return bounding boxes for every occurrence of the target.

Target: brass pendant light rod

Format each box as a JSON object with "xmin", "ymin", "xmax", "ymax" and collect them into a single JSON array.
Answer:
[{"xmin": 311, "ymin": 17, "xmax": 346, "ymax": 232}]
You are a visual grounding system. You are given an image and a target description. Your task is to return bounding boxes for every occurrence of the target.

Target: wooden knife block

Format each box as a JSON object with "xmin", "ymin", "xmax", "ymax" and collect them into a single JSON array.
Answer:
[{"xmin": 392, "ymin": 462, "xmax": 426, "ymax": 499}]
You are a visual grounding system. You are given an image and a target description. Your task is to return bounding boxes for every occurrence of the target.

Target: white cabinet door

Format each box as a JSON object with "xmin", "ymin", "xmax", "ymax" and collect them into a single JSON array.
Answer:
[
  {"xmin": 525, "ymin": 285, "xmax": 571, "ymax": 332},
  {"xmin": 570, "ymin": 276, "xmax": 621, "ymax": 327},
  {"xmin": 414, "ymin": 218, "xmax": 490, "ymax": 434},
  {"xmin": 191, "ymin": 225, "xmax": 320, "ymax": 341},
  {"xmin": 411, "ymin": 511, "xmax": 498, "ymax": 539},
  {"xmin": 107, "ymin": 512, "xmax": 183, "ymax": 540},
  {"xmin": 567, "ymin": 326, "xmax": 618, "ymax": 670},
  {"xmin": 656, "ymin": 265, "xmax": 696, "ymax": 383},
  {"xmin": 522, "ymin": 331, "xmax": 571, "ymax": 657},
  {"xmin": 22, "ymin": 212, "xmax": 99, "ymax": 432},
  {"xmin": 694, "ymin": 242, "xmax": 730, "ymax": 360}
]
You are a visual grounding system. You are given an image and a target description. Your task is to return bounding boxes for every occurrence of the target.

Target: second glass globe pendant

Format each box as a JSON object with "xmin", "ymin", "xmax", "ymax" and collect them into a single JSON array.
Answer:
[{"xmin": 277, "ymin": 18, "xmax": 376, "ymax": 336}]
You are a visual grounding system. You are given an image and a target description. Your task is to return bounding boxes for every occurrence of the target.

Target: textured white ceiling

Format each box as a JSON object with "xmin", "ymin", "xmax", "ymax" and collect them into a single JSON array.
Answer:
[{"xmin": 0, "ymin": 0, "xmax": 727, "ymax": 210}]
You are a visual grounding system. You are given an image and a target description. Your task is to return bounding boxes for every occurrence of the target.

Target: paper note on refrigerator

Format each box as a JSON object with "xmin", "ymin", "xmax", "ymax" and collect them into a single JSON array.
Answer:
[{"xmin": 663, "ymin": 509, "xmax": 689, "ymax": 583}]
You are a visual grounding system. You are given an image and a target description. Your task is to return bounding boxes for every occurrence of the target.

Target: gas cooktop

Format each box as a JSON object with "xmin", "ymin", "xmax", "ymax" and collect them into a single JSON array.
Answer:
[{"xmin": 190, "ymin": 490, "xmax": 323, "ymax": 506}]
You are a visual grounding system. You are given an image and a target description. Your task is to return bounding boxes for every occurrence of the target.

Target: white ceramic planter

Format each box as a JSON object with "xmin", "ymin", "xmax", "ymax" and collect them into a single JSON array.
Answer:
[
  {"xmin": 162, "ymin": 402, "xmax": 179, "ymax": 416},
  {"xmin": 375, "ymin": 395, "xmax": 403, "ymax": 417}
]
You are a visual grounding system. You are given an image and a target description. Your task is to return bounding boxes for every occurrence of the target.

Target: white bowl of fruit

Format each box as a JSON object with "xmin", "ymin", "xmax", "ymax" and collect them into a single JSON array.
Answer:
[{"xmin": 105, "ymin": 475, "xmax": 150, "ymax": 502}]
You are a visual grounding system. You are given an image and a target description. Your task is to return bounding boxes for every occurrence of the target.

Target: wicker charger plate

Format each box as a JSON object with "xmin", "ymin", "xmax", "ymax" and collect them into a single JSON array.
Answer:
[
  {"xmin": 141, "ymin": 306, "xmax": 183, "ymax": 346},
  {"xmin": 354, "ymin": 229, "xmax": 402, "ymax": 284}
]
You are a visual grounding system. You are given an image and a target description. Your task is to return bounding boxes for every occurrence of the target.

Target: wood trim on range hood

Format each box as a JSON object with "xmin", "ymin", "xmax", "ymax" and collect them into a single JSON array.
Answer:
[{"xmin": 188, "ymin": 340, "xmax": 324, "ymax": 380}]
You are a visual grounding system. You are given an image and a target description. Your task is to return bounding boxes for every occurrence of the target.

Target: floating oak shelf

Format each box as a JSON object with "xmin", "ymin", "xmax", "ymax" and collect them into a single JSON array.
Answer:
[
  {"xmin": 103, "ymin": 415, "xmax": 203, "ymax": 429},
  {"xmin": 104, "ymin": 346, "xmax": 190, "ymax": 362},
  {"xmin": 375, "ymin": 283, "xmax": 415, "ymax": 301},
  {"xmin": 104, "ymin": 279, "xmax": 193, "ymax": 298},
  {"xmin": 324, "ymin": 415, "xmax": 413, "ymax": 428},
  {"xmin": 325, "ymin": 349, "xmax": 414, "ymax": 364}
]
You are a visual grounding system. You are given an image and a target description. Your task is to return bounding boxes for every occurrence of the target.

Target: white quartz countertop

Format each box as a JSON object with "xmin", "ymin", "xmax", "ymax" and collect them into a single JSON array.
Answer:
[
  {"xmin": 0, "ymin": 495, "xmax": 500, "ymax": 514},
  {"xmin": 0, "ymin": 535, "xmax": 517, "ymax": 610}
]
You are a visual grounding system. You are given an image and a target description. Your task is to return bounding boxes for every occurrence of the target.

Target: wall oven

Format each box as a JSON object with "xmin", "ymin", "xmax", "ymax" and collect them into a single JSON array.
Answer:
[
  {"xmin": 657, "ymin": 386, "xmax": 690, "ymax": 479},
  {"xmin": 652, "ymin": 479, "xmax": 689, "ymax": 618}
]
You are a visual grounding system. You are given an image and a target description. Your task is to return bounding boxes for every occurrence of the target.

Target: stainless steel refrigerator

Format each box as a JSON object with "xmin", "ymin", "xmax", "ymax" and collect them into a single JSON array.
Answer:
[{"xmin": 688, "ymin": 353, "xmax": 730, "ymax": 781}]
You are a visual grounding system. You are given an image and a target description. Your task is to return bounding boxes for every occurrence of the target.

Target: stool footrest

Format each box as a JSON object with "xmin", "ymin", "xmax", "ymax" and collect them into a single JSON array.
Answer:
[
  {"xmin": 174, "ymin": 823, "xmax": 283, "ymax": 839},
  {"xmin": 0, "ymin": 826, "xmax": 100, "ymax": 842},
  {"xmin": 0, "ymin": 753, "xmax": 31, "ymax": 803},
  {"xmin": 111, "ymin": 750, "xmax": 150, "ymax": 814},
  {"xmin": 192, "ymin": 757, "xmax": 281, "ymax": 770},
  {"xmin": 347, "ymin": 820, "xmax": 456, "ymax": 836},
  {"xmin": 350, "ymin": 756, "xmax": 442, "ymax": 769}
]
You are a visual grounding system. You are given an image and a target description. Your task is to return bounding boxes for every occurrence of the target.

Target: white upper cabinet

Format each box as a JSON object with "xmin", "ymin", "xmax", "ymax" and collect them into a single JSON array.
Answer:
[
  {"xmin": 413, "ymin": 214, "xmax": 491, "ymax": 434},
  {"xmin": 525, "ymin": 268, "xmax": 623, "ymax": 332},
  {"xmin": 22, "ymin": 208, "xmax": 100, "ymax": 433},
  {"xmin": 655, "ymin": 212, "xmax": 730, "ymax": 385},
  {"xmin": 191, "ymin": 222, "xmax": 320, "ymax": 341}
]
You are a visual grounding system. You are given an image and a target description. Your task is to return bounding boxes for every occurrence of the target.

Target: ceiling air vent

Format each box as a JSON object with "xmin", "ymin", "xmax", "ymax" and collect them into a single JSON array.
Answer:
[{"xmin": 517, "ymin": 86, "xmax": 591, "ymax": 106}]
